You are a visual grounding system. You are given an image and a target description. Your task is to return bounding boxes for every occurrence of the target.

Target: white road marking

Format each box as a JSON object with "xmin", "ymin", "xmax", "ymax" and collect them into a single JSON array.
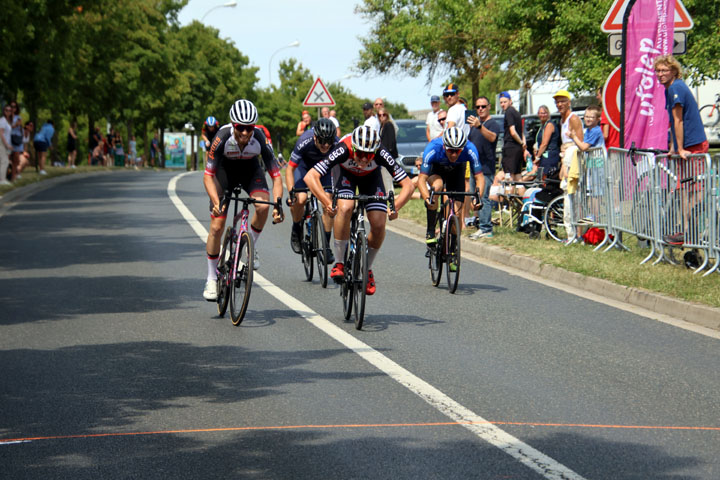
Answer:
[{"xmin": 169, "ymin": 172, "xmax": 586, "ymax": 480}]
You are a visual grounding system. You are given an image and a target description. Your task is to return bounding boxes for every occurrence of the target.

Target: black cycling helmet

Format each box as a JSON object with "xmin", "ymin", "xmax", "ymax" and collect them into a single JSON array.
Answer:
[{"xmin": 314, "ymin": 118, "xmax": 336, "ymax": 144}]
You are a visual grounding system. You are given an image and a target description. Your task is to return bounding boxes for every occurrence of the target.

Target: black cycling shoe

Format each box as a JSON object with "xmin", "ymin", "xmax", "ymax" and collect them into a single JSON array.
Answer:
[
  {"xmin": 290, "ymin": 226, "xmax": 302, "ymax": 254},
  {"xmin": 324, "ymin": 248, "xmax": 335, "ymax": 264}
]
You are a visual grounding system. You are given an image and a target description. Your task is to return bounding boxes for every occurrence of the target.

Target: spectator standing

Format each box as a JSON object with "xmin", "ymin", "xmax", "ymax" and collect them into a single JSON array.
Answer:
[
  {"xmin": 426, "ymin": 95, "xmax": 444, "ymax": 141},
  {"xmin": 654, "ymin": 55, "xmax": 708, "ymax": 158},
  {"xmin": 362, "ymin": 102, "xmax": 380, "ymax": 133},
  {"xmin": 655, "ymin": 55, "xmax": 708, "ymax": 246},
  {"xmin": 33, "ymin": 119, "xmax": 54, "ymax": 175},
  {"xmin": 67, "ymin": 120, "xmax": 78, "ymax": 168},
  {"xmin": 444, "ymin": 83, "xmax": 470, "ymax": 136},
  {"xmin": 0, "ymin": 104, "xmax": 13, "ymax": 184},
  {"xmin": 569, "ymin": 105, "xmax": 604, "ymax": 151},
  {"xmin": 9, "ymin": 101, "xmax": 24, "ymax": 181},
  {"xmin": 499, "ymin": 91, "xmax": 525, "ymax": 183},
  {"xmin": 329, "ymin": 109, "xmax": 341, "ymax": 136},
  {"xmin": 467, "ymin": 96, "xmax": 502, "ymax": 239},
  {"xmin": 150, "ymin": 132, "xmax": 159, "ymax": 167},
  {"xmin": 296, "ymin": 110, "xmax": 312, "ymax": 136},
  {"xmin": 16, "ymin": 121, "xmax": 33, "ymax": 176},
  {"xmin": 128, "ymin": 135, "xmax": 141, "ymax": 169},
  {"xmin": 554, "ymin": 89, "xmax": 584, "ymax": 241},
  {"xmin": 378, "ymin": 107, "xmax": 398, "ymax": 158},
  {"xmin": 113, "ymin": 131, "xmax": 125, "ymax": 167},
  {"xmin": 533, "ymin": 105, "xmax": 561, "ymax": 174},
  {"xmin": 374, "ymin": 97, "xmax": 398, "ymax": 134}
]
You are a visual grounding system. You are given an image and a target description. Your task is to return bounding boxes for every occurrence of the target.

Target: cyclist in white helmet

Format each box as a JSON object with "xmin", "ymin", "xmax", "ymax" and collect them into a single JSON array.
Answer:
[
  {"xmin": 418, "ymin": 126, "xmax": 484, "ymax": 244},
  {"xmin": 202, "ymin": 99, "xmax": 284, "ymax": 301},
  {"xmin": 304, "ymin": 125, "xmax": 414, "ymax": 296}
]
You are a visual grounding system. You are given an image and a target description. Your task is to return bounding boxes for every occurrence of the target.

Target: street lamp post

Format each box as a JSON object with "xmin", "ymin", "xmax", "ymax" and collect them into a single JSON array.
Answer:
[
  {"xmin": 268, "ymin": 40, "xmax": 300, "ymax": 87},
  {"xmin": 200, "ymin": 1, "xmax": 237, "ymax": 22}
]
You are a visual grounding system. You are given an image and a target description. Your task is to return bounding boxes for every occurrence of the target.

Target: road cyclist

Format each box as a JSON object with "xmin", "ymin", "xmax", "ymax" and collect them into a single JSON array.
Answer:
[
  {"xmin": 417, "ymin": 127, "xmax": 484, "ymax": 291},
  {"xmin": 285, "ymin": 118, "xmax": 338, "ymax": 265},
  {"xmin": 201, "ymin": 115, "xmax": 220, "ymax": 166},
  {"xmin": 304, "ymin": 125, "xmax": 414, "ymax": 297},
  {"xmin": 202, "ymin": 99, "xmax": 284, "ymax": 302}
]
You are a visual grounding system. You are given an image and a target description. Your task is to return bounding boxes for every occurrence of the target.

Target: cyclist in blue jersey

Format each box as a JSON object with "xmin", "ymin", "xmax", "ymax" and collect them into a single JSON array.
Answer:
[
  {"xmin": 286, "ymin": 118, "xmax": 338, "ymax": 262},
  {"xmin": 418, "ymin": 126, "xmax": 484, "ymax": 244}
]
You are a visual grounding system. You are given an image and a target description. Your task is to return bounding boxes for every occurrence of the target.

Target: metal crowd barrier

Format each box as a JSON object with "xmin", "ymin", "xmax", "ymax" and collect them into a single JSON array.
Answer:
[{"xmin": 569, "ymin": 148, "xmax": 718, "ymax": 276}]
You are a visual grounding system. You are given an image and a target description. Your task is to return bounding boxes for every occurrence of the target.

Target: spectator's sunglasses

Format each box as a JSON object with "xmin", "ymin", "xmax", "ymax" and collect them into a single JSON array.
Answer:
[
  {"xmin": 438, "ymin": 116, "xmax": 447, "ymax": 122},
  {"xmin": 233, "ymin": 123, "xmax": 255, "ymax": 133}
]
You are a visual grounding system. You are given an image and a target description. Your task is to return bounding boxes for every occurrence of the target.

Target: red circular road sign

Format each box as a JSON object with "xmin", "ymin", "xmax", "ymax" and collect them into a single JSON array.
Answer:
[{"xmin": 603, "ymin": 65, "xmax": 622, "ymax": 132}]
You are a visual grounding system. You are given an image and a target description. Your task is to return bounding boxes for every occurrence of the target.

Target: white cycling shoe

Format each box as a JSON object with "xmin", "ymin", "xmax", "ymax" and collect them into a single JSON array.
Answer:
[{"xmin": 203, "ymin": 280, "xmax": 218, "ymax": 301}]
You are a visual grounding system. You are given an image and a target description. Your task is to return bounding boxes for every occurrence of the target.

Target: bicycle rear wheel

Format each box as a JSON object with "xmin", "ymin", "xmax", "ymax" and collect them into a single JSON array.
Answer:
[
  {"xmin": 699, "ymin": 104, "xmax": 719, "ymax": 127},
  {"xmin": 445, "ymin": 215, "xmax": 461, "ymax": 294},
  {"xmin": 543, "ymin": 195, "xmax": 568, "ymax": 243},
  {"xmin": 315, "ymin": 210, "xmax": 329, "ymax": 288},
  {"xmin": 216, "ymin": 227, "xmax": 232, "ymax": 317},
  {"xmin": 302, "ymin": 215, "xmax": 314, "ymax": 281},
  {"xmin": 230, "ymin": 231, "xmax": 254, "ymax": 326},
  {"xmin": 342, "ymin": 243, "xmax": 353, "ymax": 321},
  {"xmin": 353, "ymin": 232, "xmax": 368, "ymax": 330}
]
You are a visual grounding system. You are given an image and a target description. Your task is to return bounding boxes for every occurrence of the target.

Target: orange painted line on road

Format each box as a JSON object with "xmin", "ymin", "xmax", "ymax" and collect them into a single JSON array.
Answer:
[{"xmin": 2, "ymin": 420, "xmax": 718, "ymax": 445}]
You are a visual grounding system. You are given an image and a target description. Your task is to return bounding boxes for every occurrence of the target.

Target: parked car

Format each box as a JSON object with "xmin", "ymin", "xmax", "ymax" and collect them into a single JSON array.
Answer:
[{"xmin": 395, "ymin": 119, "xmax": 427, "ymax": 177}]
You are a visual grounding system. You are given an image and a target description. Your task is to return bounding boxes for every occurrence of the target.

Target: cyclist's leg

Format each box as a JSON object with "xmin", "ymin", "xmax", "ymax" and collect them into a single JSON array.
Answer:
[
  {"xmin": 446, "ymin": 164, "xmax": 467, "ymax": 234},
  {"xmin": 362, "ymin": 172, "xmax": 388, "ymax": 295},
  {"xmin": 332, "ymin": 170, "xmax": 356, "ymax": 265},
  {"xmin": 244, "ymin": 165, "xmax": 271, "ymax": 244},
  {"xmin": 425, "ymin": 173, "xmax": 444, "ymax": 240},
  {"xmin": 204, "ymin": 166, "xmax": 232, "ymax": 299}
]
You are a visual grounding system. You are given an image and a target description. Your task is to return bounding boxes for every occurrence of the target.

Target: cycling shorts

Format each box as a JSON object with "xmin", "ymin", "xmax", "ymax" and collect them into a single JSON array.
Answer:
[
  {"xmin": 429, "ymin": 162, "xmax": 466, "ymax": 202},
  {"xmin": 335, "ymin": 167, "xmax": 388, "ymax": 213},
  {"xmin": 210, "ymin": 159, "xmax": 269, "ymax": 218}
]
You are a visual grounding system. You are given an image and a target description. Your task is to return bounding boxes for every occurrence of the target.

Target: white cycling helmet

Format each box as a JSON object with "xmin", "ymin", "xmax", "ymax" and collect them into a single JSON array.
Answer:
[
  {"xmin": 229, "ymin": 99, "xmax": 258, "ymax": 125},
  {"xmin": 351, "ymin": 125, "xmax": 381, "ymax": 153},
  {"xmin": 442, "ymin": 126, "xmax": 467, "ymax": 149}
]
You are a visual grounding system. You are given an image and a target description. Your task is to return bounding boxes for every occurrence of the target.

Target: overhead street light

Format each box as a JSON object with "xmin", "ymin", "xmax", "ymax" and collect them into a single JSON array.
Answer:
[
  {"xmin": 200, "ymin": 1, "xmax": 237, "ymax": 22},
  {"xmin": 268, "ymin": 40, "xmax": 300, "ymax": 87}
]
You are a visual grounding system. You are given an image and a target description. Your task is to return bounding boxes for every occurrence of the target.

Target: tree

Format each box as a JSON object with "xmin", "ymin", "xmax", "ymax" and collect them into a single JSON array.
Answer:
[{"xmin": 355, "ymin": 0, "xmax": 498, "ymax": 103}]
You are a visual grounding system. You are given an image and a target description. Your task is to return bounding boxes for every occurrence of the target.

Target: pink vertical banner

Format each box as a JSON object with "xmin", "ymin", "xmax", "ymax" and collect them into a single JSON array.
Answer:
[{"xmin": 624, "ymin": 0, "xmax": 675, "ymax": 149}]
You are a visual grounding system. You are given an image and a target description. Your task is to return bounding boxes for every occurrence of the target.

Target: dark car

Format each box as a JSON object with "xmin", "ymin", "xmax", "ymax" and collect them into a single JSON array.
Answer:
[{"xmin": 395, "ymin": 119, "xmax": 427, "ymax": 177}]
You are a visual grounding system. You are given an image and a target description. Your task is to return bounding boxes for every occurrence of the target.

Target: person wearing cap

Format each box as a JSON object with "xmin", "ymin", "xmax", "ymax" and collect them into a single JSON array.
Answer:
[
  {"xmin": 443, "ymin": 83, "xmax": 470, "ymax": 137},
  {"xmin": 426, "ymin": 95, "xmax": 444, "ymax": 141},
  {"xmin": 499, "ymin": 91, "xmax": 525, "ymax": 183},
  {"xmin": 362, "ymin": 101, "xmax": 381, "ymax": 133},
  {"xmin": 554, "ymin": 89, "xmax": 584, "ymax": 241}
]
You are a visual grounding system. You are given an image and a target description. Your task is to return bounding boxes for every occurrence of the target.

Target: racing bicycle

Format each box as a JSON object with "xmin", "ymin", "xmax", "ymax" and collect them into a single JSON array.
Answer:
[
  {"xmin": 288, "ymin": 187, "xmax": 332, "ymax": 288},
  {"xmin": 216, "ymin": 187, "xmax": 283, "ymax": 325},
  {"xmin": 332, "ymin": 190, "xmax": 395, "ymax": 330},
  {"xmin": 427, "ymin": 188, "xmax": 480, "ymax": 294}
]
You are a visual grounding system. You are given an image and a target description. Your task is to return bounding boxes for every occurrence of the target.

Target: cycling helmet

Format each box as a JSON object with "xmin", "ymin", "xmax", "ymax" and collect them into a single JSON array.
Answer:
[
  {"xmin": 314, "ymin": 118, "xmax": 336, "ymax": 144},
  {"xmin": 229, "ymin": 99, "xmax": 258, "ymax": 125},
  {"xmin": 205, "ymin": 116, "xmax": 217, "ymax": 127},
  {"xmin": 442, "ymin": 126, "xmax": 467, "ymax": 149},
  {"xmin": 351, "ymin": 125, "xmax": 381, "ymax": 153}
]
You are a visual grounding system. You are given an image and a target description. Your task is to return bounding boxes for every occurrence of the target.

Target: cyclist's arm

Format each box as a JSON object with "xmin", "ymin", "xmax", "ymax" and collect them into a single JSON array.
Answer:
[
  {"xmin": 392, "ymin": 176, "xmax": 414, "ymax": 216},
  {"xmin": 418, "ymin": 143, "xmax": 437, "ymax": 203},
  {"xmin": 270, "ymin": 174, "xmax": 284, "ymax": 222},
  {"xmin": 304, "ymin": 168, "xmax": 333, "ymax": 213},
  {"xmin": 285, "ymin": 163, "xmax": 296, "ymax": 200}
]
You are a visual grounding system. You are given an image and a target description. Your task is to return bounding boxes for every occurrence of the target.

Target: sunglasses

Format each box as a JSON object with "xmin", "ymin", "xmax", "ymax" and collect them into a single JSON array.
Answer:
[
  {"xmin": 233, "ymin": 123, "xmax": 255, "ymax": 133},
  {"xmin": 378, "ymin": 113, "xmax": 388, "ymax": 118},
  {"xmin": 438, "ymin": 117, "xmax": 447, "ymax": 122},
  {"xmin": 475, "ymin": 104, "xmax": 489, "ymax": 109},
  {"xmin": 446, "ymin": 148, "xmax": 462, "ymax": 154},
  {"xmin": 316, "ymin": 137, "xmax": 333, "ymax": 146},
  {"xmin": 443, "ymin": 92, "xmax": 456, "ymax": 97},
  {"xmin": 352, "ymin": 146, "xmax": 375, "ymax": 160}
]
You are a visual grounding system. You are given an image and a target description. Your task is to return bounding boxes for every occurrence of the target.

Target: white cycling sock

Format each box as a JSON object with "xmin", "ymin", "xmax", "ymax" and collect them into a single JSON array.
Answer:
[
  {"xmin": 250, "ymin": 224, "xmax": 261, "ymax": 246},
  {"xmin": 207, "ymin": 254, "xmax": 219, "ymax": 281},
  {"xmin": 334, "ymin": 239, "xmax": 348, "ymax": 263}
]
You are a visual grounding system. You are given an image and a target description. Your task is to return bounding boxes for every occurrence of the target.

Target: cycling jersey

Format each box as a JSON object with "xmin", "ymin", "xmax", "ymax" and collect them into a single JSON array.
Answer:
[
  {"xmin": 290, "ymin": 128, "xmax": 336, "ymax": 190},
  {"xmin": 420, "ymin": 137, "xmax": 481, "ymax": 177},
  {"xmin": 205, "ymin": 124, "xmax": 280, "ymax": 179},
  {"xmin": 313, "ymin": 134, "xmax": 407, "ymax": 183},
  {"xmin": 202, "ymin": 125, "xmax": 219, "ymax": 147}
]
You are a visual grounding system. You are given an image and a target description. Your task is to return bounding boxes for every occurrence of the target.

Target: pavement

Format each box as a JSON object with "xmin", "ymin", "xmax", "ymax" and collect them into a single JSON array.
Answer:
[
  {"xmin": 388, "ymin": 217, "xmax": 720, "ymax": 332},
  {"xmin": 3, "ymin": 170, "xmax": 719, "ymax": 332}
]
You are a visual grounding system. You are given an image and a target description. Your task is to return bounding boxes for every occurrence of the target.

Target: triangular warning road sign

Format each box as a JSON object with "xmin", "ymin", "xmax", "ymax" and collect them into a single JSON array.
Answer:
[
  {"xmin": 601, "ymin": 0, "xmax": 693, "ymax": 33},
  {"xmin": 303, "ymin": 78, "xmax": 335, "ymax": 107}
]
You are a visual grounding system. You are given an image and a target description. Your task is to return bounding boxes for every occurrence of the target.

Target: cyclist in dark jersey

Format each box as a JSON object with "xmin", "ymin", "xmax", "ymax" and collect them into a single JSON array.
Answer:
[
  {"xmin": 304, "ymin": 126, "xmax": 414, "ymax": 295},
  {"xmin": 286, "ymin": 118, "xmax": 338, "ymax": 261},
  {"xmin": 202, "ymin": 116, "xmax": 220, "ymax": 169},
  {"xmin": 202, "ymin": 99, "xmax": 284, "ymax": 301}
]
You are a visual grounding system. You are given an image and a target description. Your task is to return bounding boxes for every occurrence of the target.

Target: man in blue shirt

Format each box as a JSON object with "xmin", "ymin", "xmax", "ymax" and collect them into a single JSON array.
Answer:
[
  {"xmin": 33, "ymin": 120, "xmax": 55, "ymax": 175},
  {"xmin": 418, "ymin": 126, "xmax": 484, "ymax": 245},
  {"xmin": 467, "ymin": 96, "xmax": 502, "ymax": 239}
]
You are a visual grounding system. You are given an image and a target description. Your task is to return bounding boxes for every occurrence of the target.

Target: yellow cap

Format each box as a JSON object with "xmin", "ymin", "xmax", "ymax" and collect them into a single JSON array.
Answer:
[{"xmin": 553, "ymin": 89, "xmax": 571, "ymax": 100}]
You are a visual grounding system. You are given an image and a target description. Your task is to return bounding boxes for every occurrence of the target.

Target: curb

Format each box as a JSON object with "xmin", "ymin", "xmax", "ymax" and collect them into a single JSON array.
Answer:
[{"xmin": 389, "ymin": 217, "xmax": 720, "ymax": 331}]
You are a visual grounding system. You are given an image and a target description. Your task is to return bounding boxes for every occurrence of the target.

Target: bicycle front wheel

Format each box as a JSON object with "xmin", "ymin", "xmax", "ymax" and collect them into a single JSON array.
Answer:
[
  {"xmin": 445, "ymin": 215, "xmax": 461, "ymax": 294},
  {"xmin": 543, "ymin": 195, "xmax": 568, "ymax": 243},
  {"xmin": 230, "ymin": 231, "xmax": 254, "ymax": 326},
  {"xmin": 353, "ymin": 232, "xmax": 368, "ymax": 330},
  {"xmin": 216, "ymin": 227, "xmax": 232, "ymax": 317},
  {"xmin": 302, "ymin": 216, "xmax": 314, "ymax": 281},
  {"xmin": 315, "ymin": 210, "xmax": 329, "ymax": 288},
  {"xmin": 429, "ymin": 214, "xmax": 443, "ymax": 287},
  {"xmin": 342, "ymin": 243, "xmax": 353, "ymax": 321},
  {"xmin": 699, "ymin": 104, "xmax": 719, "ymax": 127}
]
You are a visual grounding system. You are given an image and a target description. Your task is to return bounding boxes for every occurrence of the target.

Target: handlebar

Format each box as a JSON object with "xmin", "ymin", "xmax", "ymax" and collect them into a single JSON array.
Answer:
[
  {"xmin": 428, "ymin": 188, "xmax": 481, "ymax": 209},
  {"xmin": 331, "ymin": 190, "xmax": 396, "ymax": 214},
  {"xmin": 223, "ymin": 188, "xmax": 284, "ymax": 224}
]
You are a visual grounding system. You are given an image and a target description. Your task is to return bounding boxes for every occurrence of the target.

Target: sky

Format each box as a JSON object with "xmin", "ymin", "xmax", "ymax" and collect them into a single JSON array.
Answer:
[{"xmin": 176, "ymin": 0, "xmax": 446, "ymax": 112}]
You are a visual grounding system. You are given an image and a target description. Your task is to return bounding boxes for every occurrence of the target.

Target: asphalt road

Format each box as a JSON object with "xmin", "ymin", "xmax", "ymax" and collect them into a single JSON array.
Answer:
[{"xmin": 1, "ymin": 170, "xmax": 718, "ymax": 479}]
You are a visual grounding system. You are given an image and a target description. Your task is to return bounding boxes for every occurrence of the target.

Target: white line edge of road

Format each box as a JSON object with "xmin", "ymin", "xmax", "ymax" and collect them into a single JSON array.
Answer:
[{"xmin": 168, "ymin": 171, "xmax": 587, "ymax": 480}]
